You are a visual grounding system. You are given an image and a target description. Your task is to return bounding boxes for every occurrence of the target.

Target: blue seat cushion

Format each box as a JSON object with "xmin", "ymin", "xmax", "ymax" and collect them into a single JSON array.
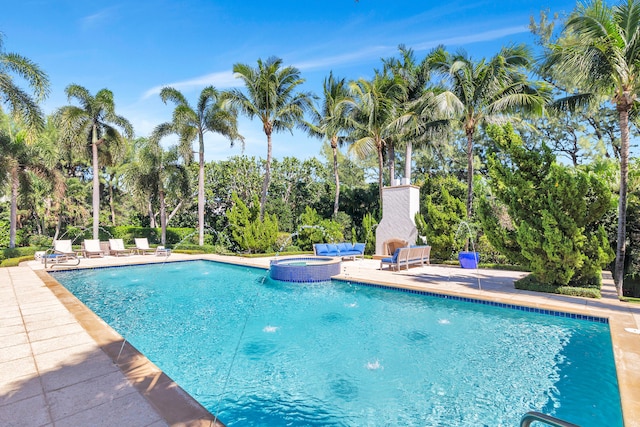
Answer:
[
  {"xmin": 315, "ymin": 243, "xmax": 329, "ymax": 255},
  {"xmin": 353, "ymin": 243, "xmax": 365, "ymax": 253},
  {"xmin": 383, "ymin": 248, "xmax": 401, "ymax": 263}
]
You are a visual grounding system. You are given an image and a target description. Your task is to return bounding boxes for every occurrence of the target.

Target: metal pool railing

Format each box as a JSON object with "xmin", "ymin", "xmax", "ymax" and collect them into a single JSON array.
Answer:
[{"xmin": 520, "ymin": 411, "xmax": 580, "ymax": 427}]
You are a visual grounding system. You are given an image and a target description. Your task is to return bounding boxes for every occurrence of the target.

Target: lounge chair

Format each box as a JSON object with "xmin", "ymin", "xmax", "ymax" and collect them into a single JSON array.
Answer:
[
  {"xmin": 82, "ymin": 239, "xmax": 104, "ymax": 258},
  {"xmin": 109, "ymin": 239, "xmax": 133, "ymax": 257},
  {"xmin": 134, "ymin": 238, "xmax": 157, "ymax": 255},
  {"xmin": 43, "ymin": 240, "xmax": 80, "ymax": 267}
]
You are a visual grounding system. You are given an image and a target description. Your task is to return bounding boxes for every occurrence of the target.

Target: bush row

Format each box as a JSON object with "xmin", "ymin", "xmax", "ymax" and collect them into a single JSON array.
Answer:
[{"xmin": 514, "ymin": 274, "xmax": 601, "ymax": 298}]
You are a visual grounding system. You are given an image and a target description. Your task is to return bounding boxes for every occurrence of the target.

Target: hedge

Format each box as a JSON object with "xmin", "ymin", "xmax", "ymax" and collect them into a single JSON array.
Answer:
[{"xmin": 515, "ymin": 274, "xmax": 601, "ymax": 298}]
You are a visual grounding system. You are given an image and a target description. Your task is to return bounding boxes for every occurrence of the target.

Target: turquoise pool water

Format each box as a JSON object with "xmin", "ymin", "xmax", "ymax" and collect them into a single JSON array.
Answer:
[{"xmin": 53, "ymin": 260, "xmax": 622, "ymax": 426}]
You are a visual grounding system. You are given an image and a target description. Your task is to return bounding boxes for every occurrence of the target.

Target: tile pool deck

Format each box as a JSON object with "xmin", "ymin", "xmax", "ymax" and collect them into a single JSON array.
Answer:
[{"xmin": 1, "ymin": 253, "xmax": 639, "ymax": 427}]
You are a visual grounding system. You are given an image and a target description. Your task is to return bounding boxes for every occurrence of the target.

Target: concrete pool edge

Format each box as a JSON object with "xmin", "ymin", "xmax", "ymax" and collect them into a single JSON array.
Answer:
[
  {"xmin": 30, "ymin": 255, "xmax": 640, "ymax": 427},
  {"xmin": 35, "ymin": 270, "xmax": 225, "ymax": 427}
]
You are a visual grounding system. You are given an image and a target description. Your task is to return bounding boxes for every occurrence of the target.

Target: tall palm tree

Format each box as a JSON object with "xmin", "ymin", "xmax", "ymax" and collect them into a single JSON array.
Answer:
[
  {"xmin": 307, "ymin": 72, "xmax": 352, "ymax": 217},
  {"xmin": 55, "ymin": 85, "xmax": 133, "ymax": 239},
  {"xmin": 152, "ymin": 86, "xmax": 242, "ymax": 246},
  {"xmin": 225, "ymin": 57, "xmax": 315, "ymax": 219},
  {"xmin": 383, "ymin": 46, "xmax": 459, "ymax": 183},
  {"xmin": 431, "ymin": 45, "xmax": 548, "ymax": 218},
  {"xmin": 126, "ymin": 138, "xmax": 190, "ymax": 245},
  {"xmin": 0, "ymin": 33, "xmax": 49, "ymax": 137},
  {"xmin": 543, "ymin": 0, "xmax": 640, "ymax": 296},
  {"xmin": 0, "ymin": 114, "xmax": 62, "ymax": 248},
  {"xmin": 345, "ymin": 71, "xmax": 407, "ymax": 205}
]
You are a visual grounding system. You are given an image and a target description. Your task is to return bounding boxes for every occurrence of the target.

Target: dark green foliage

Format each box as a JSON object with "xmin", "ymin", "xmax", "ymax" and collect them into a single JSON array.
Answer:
[
  {"xmin": 482, "ymin": 124, "xmax": 614, "ymax": 287},
  {"xmin": 0, "ymin": 255, "xmax": 35, "ymax": 267},
  {"xmin": 361, "ymin": 213, "xmax": 378, "ymax": 255},
  {"xmin": 418, "ymin": 174, "xmax": 467, "ymax": 261},
  {"xmin": 60, "ymin": 225, "xmax": 198, "ymax": 246},
  {"xmin": 295, "ymin": 207, "xmax": 344, "ymax": 251},
  {"xmin": 0, "ymin": 246, "xmax": 39, "ymax": 262},
  {"xmin": 515, "ymin": 274, "xmax": 601, "ymax": 299},
  {"xmin": 227, "ymin": 193, "xmax": 279, "ymax": 253}
]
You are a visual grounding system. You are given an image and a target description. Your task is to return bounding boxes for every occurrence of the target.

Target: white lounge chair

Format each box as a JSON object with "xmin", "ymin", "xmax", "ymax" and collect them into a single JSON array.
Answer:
[
  {"xmin": 134, "ymin": 238, "xmax": 157, "ymax": 255},
  {"xmin": 44, "ymin": 240, "xmax": 80, "ymax": 266},
  {"xmin": 82, "ymin": 239, "xmax": 104, "ymax": 258},
  {"xmin": 109, "ymin": 239, "xmax": 132, "ymax": 256}
]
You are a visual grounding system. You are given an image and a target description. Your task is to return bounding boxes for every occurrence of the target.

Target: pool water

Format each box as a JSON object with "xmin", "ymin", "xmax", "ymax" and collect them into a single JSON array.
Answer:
[{"xmin": 53, "ymin": 261, "xmax": 622, "ymax": 426}]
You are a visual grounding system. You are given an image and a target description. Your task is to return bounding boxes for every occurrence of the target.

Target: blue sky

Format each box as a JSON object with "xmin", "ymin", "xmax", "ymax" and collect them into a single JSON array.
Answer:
[{"xmin": 2, "ymin": 0, "xmax": 578, "ymax": 161}]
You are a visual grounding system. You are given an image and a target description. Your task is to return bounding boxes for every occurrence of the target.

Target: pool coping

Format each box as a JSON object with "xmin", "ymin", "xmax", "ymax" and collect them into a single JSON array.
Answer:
[
  {"xmin": 25, "ymin": 255, "xmax": 640, "ymax": 426},
  {"xmin": 35, "ymin": 269, "xmax": 225, "ymax": 427}
]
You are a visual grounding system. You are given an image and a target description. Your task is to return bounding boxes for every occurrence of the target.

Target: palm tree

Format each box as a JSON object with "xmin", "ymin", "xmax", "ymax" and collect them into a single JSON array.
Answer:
[
  {"xmin": 383, "ymin": 46, "xmax": 459, "ymax": 183},
  {"xmin": 345, "ymin": 71, "xmax": 407, "ymax": 205},
  {"xmin": 307, "ymin": 72, "xmax": 352, "ymax": 217},
  {"xmin": 225, "ymin": 57, "xmax": 315, "ymax": 219},
  {"xmin": 152, "ymin": 86, "xmax": 242, "ymax": 246},
  {"xmin": 431, "ymin": 45, "xmax": 548, "ymax": 218},
  {"xmin": 0, "ymin": 33, "xmax": 49, "ymax": 137},
  {"xmin": 55, "ymin": 85, "xmax": 133, "ymax": 239},
  {"xmin": 0, "ymin": 114, "xmax": 62, "ymax": 248},
  {"xmin": 126, "ymin": 138, "xmax": 190, "ymax": 245},
  {"xmin": 542, "ymin": 0, "xmax": 640, "ymax": 296}
]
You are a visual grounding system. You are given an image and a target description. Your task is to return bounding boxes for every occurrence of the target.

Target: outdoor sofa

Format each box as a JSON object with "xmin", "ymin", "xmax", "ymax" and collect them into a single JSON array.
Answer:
[
  {"xmin": 313, "ymin": 242, "xmax": 366, "ymax": 261},
  {"xmin": 380, "ymin": 245, "xmax": 431, "ymax": 271}
]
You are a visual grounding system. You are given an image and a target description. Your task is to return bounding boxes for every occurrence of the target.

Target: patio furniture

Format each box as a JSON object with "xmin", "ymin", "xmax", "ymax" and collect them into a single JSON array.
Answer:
[
  {"xmin": 313, "ymin": 242, "xmax": 365, "ymax": 261},
  {"xmin": 109, "ymin": 239, "xmax": 133, "ymax": 256},
  {"xmin": 134, "ymin": 238, "xmax": 157, "ymax": 255},
  {"xmin": 82, "ymin": 239, "xmax": 104, "ymax": 258}
]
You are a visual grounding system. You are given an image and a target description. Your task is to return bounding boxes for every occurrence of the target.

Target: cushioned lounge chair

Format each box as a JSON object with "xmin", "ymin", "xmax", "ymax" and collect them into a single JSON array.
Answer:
[
  {"xmin": 134, "ymin": 238, "xmax": 157, "ymax": 255},
  {"xmin": 44, "ymin": 240, "xmax": 80, "ymax": 266},
  {"xmin": 82, "ymin": 239, "xmax": 104, "ymax": 258},
  {"xmin": 109, "ymin": 239, "xmax": 132, "ymax": 256}
]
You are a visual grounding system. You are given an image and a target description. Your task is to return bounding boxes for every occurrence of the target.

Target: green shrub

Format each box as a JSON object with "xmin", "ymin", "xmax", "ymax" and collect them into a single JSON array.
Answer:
[
  {"xmin": 482, "ymin": 124, "xmax": 614, "ymax": 288},
  {"xmin": 515, "ymin": 274, "xmax": 601, "ymax": 298},
  {"xmin": 227, "ymin": 193, "xmax": 279, "ymax": 253},
  {"xmin": 0, "ymin": 247, "xmax": 39, "ymax": 262},
  {"xmin": 1, "ymin": 255, "xmax": 35, "ymax": 267},
  {"xmin": 28, "ymin": 234, "xmax": 53, "ymax": 248}
]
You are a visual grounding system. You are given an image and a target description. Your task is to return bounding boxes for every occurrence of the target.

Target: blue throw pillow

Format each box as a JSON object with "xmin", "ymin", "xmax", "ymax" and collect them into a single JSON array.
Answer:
[
  {"xmin": 337, "ymin": 242, "xmax": 351, "ymax": 252},
  {"xmin": 391, "ymin": 248, "xmax": 401, "ymax": 262},
  {"xmin": 327, "ymin": 244, "xmax": 339, "ymax": 254}
]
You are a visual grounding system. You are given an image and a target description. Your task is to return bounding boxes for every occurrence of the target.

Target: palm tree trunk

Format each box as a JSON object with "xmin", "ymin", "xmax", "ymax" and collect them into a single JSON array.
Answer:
[
  {"xmin": 260, "ymin": 132, "xmax": 273, "ymax": 220},
  {"xmin": 614, "ymin": 107, "xmax": 630, "ymax": 296},
  {"xmin": 389, "ymin": 143, "xmax": 395, "ymax": 185},
  {"xmin": 9, "ymin": 165, "xmax": 19, "ymax": 248},
  {"xmin": 466, "ymin": 129, "xmax": 474, "ymax": 219},
  {"xmin": 91, "ymin": 125, "xmax": 100, "ymax": 239},
  {"xmin": 332, "ymin": 138, "xmax": 340, "ymax": 218},
  {"xmin": 377, "ymin": 143, "xmax": 384, "ymax": 210},
  {"xmin": 159, "ymin": 187, "xmax": 167, "ymax": 246},
  {"xmin": 108, "ymin": 177, "xmax": 116, "ymax": 226},
  {"xmin": 198, "ymin": 133, "xmax": 205, "ymax": 246},
  {"xmin": 405, "ymin": 141, "xmax": 412, "ymax": 184},
  {"xmin": 148, "ymin": 200, "xmax": 156, "ymax": 228}
]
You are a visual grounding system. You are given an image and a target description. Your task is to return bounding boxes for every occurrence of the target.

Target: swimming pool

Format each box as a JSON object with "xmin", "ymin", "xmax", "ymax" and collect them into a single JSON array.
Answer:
[{"xmin": 52, "ymin": 260, "xmax": 622, "ymax": 426}]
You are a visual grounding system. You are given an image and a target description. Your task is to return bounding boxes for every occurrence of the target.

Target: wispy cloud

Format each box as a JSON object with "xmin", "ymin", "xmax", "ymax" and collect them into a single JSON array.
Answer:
[
  {"xmin": 140, "ymin": 25, "xmax": 529, "ymax": 101},
  {"xmin": 141, "ymin": 70, "xmax": 237, "ymax": 100},
  {"xmin": 293, "ymin": 45, "xmax": 391, "ymax": 71},
  {"xmin": 413, "ymin": 25, "xmax": 530, "ymax": 51},
  {"xmin": 80, "ymin": 7, "xmax": 116, "ymax": 30}
]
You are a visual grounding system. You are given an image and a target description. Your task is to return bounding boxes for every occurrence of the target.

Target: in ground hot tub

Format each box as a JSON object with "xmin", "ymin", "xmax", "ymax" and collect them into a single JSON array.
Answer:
[{"xmin": 269, "ymin": 256, "xmax": 341, "ymax": 282}]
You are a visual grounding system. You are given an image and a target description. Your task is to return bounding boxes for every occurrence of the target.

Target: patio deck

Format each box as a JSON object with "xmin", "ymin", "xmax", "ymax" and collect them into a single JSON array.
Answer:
[{"xmin": 1, "ymin": 254, "xmax": 639, "ymax": 426}]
